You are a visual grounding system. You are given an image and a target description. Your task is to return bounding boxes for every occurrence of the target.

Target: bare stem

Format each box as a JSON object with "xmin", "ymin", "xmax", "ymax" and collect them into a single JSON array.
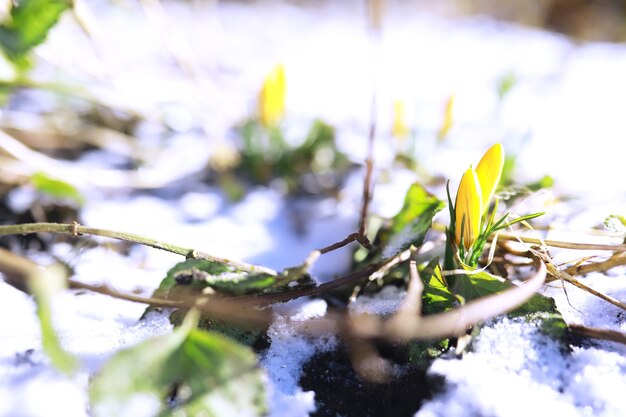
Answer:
[
  {"xmin": 496, "ymin": 232, "xmax": 626, "ymax": 252},
  {"xmin": 0, "ymin": 222, "xmax": 277, "ymax": 276},
  {"xmin": 432, "ymin": 222, "xmax": 626, "ymax": 252},
  {"xmin": 69, "ymin": 279, "xmax": 270, "ymax": 328},
  {"xmin": 564, "ymin": 252, "xmax": 626, "ymax": 276},
  {"xmin": 569, "ymin": 324, "xmax": 626, "ymax": 346},
  {"xmin": 318, "ymin": 232, "xmax": 371, "ymax": 254}
]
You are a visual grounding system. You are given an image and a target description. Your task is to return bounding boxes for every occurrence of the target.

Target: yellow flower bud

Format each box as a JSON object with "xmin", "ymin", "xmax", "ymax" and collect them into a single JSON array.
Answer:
[
  {"xmin": 454, "ymin": 144, "xmax": 504, "ymax": 251},
  {"xmin": 455, "ymin": 167, "xmax": 483, "ymax": 250},
  {"xmin": 437, "ymin": 94, "xmax": 455, "ymax": 142},
  {"xmin": 392, "ymin": 100, "xmax": 409, "ymax": 139},
  {"xmin": 475, "ymin": 143, "xmax": 504, "ymax": 211},
  {"xmin": 259, "ymin": 64, "xmax": 286, "ymax": 127}
]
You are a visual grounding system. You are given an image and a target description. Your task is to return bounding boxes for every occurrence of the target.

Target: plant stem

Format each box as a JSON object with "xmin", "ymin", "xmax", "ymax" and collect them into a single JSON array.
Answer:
[
  {"xmin": 569, "ymin": 324, "xmax": 626, "ymax": 346},
  {"xmin": 0, "ymin": 222, "xmax": 278, "ymax": 276}
]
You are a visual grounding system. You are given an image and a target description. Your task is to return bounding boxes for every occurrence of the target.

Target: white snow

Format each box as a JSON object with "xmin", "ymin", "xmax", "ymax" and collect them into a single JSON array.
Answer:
[{"xmin": 262, "ymin": 299, "xmax": 337, "ymax": 417}]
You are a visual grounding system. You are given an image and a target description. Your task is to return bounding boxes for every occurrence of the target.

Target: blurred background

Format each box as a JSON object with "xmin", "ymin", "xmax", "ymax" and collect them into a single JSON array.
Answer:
[{"xmin": 1, "ymin": 0, "xmax": 624, "ymax": 243}]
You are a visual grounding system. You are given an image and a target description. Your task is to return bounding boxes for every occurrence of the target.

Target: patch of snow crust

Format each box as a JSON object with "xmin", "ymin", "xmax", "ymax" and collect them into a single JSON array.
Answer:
[
  {"xmin": 349, "ymin": 285, "xmax": 407, "ymax": 316},
  {"xmin": 262, "ymin": 299, "xmax": 337, "ymax": 417},
  {"xmin": 417, "ymin": 318, "xmax": 626, "ymax": 417}
]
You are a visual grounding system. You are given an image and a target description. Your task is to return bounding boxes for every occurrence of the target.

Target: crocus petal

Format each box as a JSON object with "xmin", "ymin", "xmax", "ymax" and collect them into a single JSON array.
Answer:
[
  {"xmin": 392, "ymin": 100, "xmax": 409, "ymax": 139},
  {"xmin": 437, "ymin": 94, "xmax": 455, "ymax": 142},
  {"xmin": 259, "ymin": 64, "xmax": 286, "ymax": 127},
  {"xmin": 455, "ymin": 167, "xmax": 483, "ymax": 250},
  {"xmin": 475, "ymin": 143, "xmax": 504, "ymax": 210}
]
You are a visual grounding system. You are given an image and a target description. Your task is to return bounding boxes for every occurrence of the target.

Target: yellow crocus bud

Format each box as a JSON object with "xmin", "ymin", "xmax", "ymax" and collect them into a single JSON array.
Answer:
[
  {"xmin": 259, "ymin": 64, "xmax": 286, "ymax": 127},
  {"xmin": 454, "ymin": 143, "xmax": 504, "ymax": 250},
  {"xmin": 455, "ymin": 167, "xmax": 483, "ymax": 250},
  {"xmin": 437, "ymin": 94, "xmax": 455, "ymax": 142},
  {"xmin": 392, "ymin": 100, "xmax": 409, "ymax": 139},
  {"xmin": 475, "ymin": 143, "xmax": 504, "ymax": 211}
]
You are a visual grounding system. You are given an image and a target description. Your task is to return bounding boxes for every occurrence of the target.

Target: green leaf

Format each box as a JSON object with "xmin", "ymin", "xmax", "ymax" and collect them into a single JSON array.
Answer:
[
  {"xmin": 90, "ymin": 310, "xmax": 267, "ymax": 417},
  {"xmin": 382, "ymin": 183, "xmax": 445, "ymax": 258},
  {"xmin": 494, "ymin": 211, "xmax": 545, "ymax": 231},
  {"xmin": 419, "ymin": 258, "xmax": 456, "ymax": 314},
  {"xmin": 497, "ymin": 71, "xmax": 517, "ymax": 101},
  {"xmin": 452, "ymin": 269, "xmax": 510, "ymax": 303},
  {"xmin": 526, "ymin": 174, "xmax": 554, "ymax": 191},
  {"xmin": 454, "ymin": 269, "xmax": 565, "ymax": 318},
  {"xmin": 28, "ymin": 264, "xmax": 77, "ymax": 374},
  {"xmin": 0, "ymin": 0, "xmax": 71, "ymax": 62},
  {"xmin": 156, "ymin": 259, "xmax": 278, "ymax": 297},
  {"xmin": 408, "ymin": 338, "xmax": 449, "ymax": 368},
  {"xmin": 30, "ymin": 171, "xmax": 85, "ymax": 205}
]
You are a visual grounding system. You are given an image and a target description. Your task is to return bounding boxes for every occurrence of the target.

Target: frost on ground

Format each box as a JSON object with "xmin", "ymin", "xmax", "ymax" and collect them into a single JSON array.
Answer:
[
  {"xmin": 417, "ymin": 318, "xmax": 626, "ymax": 417},
  {"xmin": 262, "ymin": 299, "xmax": 337, "ymax": 417}
]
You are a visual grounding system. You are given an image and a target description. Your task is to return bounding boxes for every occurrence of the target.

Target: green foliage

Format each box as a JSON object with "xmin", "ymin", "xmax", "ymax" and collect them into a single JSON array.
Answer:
[
  {"xmin": 156, "ymin": 259, "xmax": 313, "ymax": 298},
  {"xmin": 234, "ymin": 118, "xmax": 350, "ymax": 194},
  {"xmin": 390, "ymin": 184, "xmax": 445, "ymax": 240},
  {"xmin": 526, "ymin": 174, "xmax": 554, "ymax": 192},
  {"xmin": 0, "ymin": 0, "xmax": 71, "ymax": 67},
  {"xmin": 28, "ymin": 264, "xmax": 77, "ymax": 374},
  {"xmin": 168, "ymin": 309, "xmax": 267, "ymax": 348},
  {"xmin": 381, "ymin": 183, "xmax": 445, "ymax": 259},
  {"xmin": 408, "ymin": 339, "xmax": 449, "ymax": 368},
  {"xmin": 525, "ymin": 311, "xmax": 568, "ymax": 341},
  {"xmin": 497, "ymin": 71, "xmax": 517, "ymax": 101},
  {"xmin": 500, "ymin": 155, "xmax": 517, "ymax": 187},
  {"xmin": 30, "ymin": 171, "xmax": 85, "ymax": 205},
  {"xmin": 451, "ymin": 268, "xmax": 510, "ymax": 304},
  {"xmin": 604, "ymin": 214, "xmax": 626, "ymax": 235},
  {"xmin": 419, "ymin": 258, "xmax": 456, "ymax": 315},
  {"xmin": 90, "ymin": 310, "xmax": 266, "ymax": 417}
]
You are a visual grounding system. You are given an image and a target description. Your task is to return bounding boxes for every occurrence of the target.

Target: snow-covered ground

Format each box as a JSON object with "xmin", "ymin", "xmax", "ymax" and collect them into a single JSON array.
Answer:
[{"xmin": 1, "ymin": 1, "xmax": 625, "ymax": 416}]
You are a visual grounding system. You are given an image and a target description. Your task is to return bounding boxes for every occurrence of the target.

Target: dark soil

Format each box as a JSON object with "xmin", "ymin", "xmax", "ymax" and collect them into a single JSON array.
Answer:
[{"xmin": 299, "ymin": 346, "xmax": 444, "ymax": 417}]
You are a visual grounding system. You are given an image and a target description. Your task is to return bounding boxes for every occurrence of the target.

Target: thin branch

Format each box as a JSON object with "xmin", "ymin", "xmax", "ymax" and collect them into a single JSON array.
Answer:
[
  {"xmin": 559, "ymin": 272, "xmax": 626, "ymax": 311},
  {"xmin": 495, "ymin": 232, "xmax": 626, "ymax": 252},
  {"xmin": 318, "ymin": 232, "xmax": 370, "ymax": 254},
  {"xmin": 564, "ymin": 252, "xmax": 626, "ymax": 276},
  {"xmin": 378, "ymin": 259, "xmax": 547, "ymax": 342},
  {"xmin": 68, "ymin": 279, "xmax": 271, "ymax": 328},
  {"xmin": 0, "ymin": 222, "xmax": 278, "ymax": 276},
  {"xmin": 569, "ymin": 324, "xmax": 626, "ymax": 346},
  {"xmin": 356, "ymin": 0, "xmax": 381, "ymax": 247},
  {"xmin": 536, "ymin": 251, "xmax": 626, "ymax": 311},
  {"xmin": 432, "ymin": 222, "xmax": 626, "ymax": 252}
]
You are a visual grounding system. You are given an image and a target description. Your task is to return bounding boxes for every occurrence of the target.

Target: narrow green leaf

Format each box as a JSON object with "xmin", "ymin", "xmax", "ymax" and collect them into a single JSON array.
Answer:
[
  {"xmin": 30, "ymin": 171, "xmax": 85, "ymax": 205},
  {"xmin": 28, "ymin": 264, "xmax": 77, "ymax": 374},
  {"xmin": 90, "ymin": 310, "xmax": 267, "ymax": 417},
  {"xmin": 0, "ymin": 0, "xmax": 71, "ymax": 61},
  {"xmin": 494, "ymin": 212, "xmax": 545, "ymax": 231}
]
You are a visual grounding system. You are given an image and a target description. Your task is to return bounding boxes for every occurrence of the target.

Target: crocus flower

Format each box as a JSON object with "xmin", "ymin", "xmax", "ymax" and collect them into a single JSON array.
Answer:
[
  {"xmin": 437, "ymin": 94, "xmax": 455, "ymax": 142},
  {"xmin": 454, "ymin": 143, "xmax": 504, "ymax": 250},
  {"xmin": 392, "ymin": 100, "xmax": 409, "ymax": 139},
  {"xmin": 259, "ymin": 64, "xmax": 286, "ymax": 127}
]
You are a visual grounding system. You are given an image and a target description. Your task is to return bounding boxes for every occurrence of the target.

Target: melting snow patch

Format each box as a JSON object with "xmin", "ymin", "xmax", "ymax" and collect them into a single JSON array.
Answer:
[
  {"xmin": 349, "ymin": 285, "xmax": 407, "ymax": 316},
  {"xmin": 417, "ymin": 317, "xmax": 626, "ymax": 417},
  {"xmin": 261, "ymin": 299, "xmax": 337, "ymax": 417}
]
